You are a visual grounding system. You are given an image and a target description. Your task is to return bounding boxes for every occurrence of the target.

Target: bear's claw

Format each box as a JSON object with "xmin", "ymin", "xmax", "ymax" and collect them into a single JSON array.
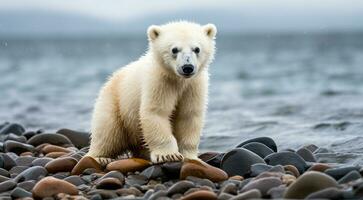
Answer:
[{"xmin": 152, "ymin": 152, "xmax": 184, "ymax": 163}]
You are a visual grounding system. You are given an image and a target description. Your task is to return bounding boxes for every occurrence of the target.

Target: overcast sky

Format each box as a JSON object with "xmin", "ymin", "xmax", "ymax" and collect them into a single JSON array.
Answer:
[{"xmin": 1, "ymin": 0, "xmax": 363, "ymax": 34}]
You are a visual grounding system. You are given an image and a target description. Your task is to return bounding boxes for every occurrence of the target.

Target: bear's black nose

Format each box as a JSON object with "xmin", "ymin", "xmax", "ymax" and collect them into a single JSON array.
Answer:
[{"xmin": 182, "ymin": 64, "xmax": 194, "ymax": 75}]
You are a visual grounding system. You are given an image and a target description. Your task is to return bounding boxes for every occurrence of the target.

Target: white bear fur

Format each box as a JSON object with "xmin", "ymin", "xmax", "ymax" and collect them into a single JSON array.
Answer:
[{"xmin": 87, "ymin": 21, "xmax": 217, "ymax": 164}]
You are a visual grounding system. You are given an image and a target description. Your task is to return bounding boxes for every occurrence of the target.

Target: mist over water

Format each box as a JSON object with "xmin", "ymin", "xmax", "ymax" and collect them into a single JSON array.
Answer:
[{"xmin": 1, "ymin": 33, "xmax": 363, "ymax": 164}]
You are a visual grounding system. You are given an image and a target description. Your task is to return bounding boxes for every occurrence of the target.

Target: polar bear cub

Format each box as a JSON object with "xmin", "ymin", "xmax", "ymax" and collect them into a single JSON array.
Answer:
[{"xmin": 88, "ymin": 21, "xmax": 217, "ymax": 164}]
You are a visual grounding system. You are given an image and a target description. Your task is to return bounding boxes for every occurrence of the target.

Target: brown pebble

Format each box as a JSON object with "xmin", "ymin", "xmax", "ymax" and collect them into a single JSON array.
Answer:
[
  {"xmin": 45, "ymin": 157, "xmax": 78, "ymax": 173},
  {"xmin": 32, "ymin": 177, "xmax": 79, "ymax": 198},
  {"xmin": 71, "ymin": 156, "xmax": 102, "ymax": 175},
  {"xmin": 45, "ymin": 152, "xmax": 68, "ymax": 158},
  {"xmin": 180, "ymin": 159, "xmax": 228, "ymax": 182},
  {"xmin": 282, "ymin": 174, "xmax": 296, "ymax": 186},
  {"xmin": 35, "ymin": 143, "xmax": 51, "ymax": 152},
  {"xmin": 96, "ymin": 177, "xmax": 123, "ymax": 189},
  {"xmin": 308, "ymin": 163, "xmax": 331, "ymax": 172},
  {"xmin": 106, "ymin": 158, "xmax": 151, "ymax": 174},
  {"xmin": 20, "ymin": 152, "xmax": 33, "ymax": 157},
  {"xmin": 229, "ymin": 175, "xmax": 244, "ymax": 181},
  {"xmin": 42, "ymin": 144, "xmax": 73, "ymax": 154},
  {"xmin": 181, "ymin": 190, "xmax": 217, "ymax": 200},
  {"xmin": 284, "ymin": 171, "xmax": 338, "ymax": 199},
  {"xmin": 284, "ymin": 165, "xmax": 300, "ymax": 177}
]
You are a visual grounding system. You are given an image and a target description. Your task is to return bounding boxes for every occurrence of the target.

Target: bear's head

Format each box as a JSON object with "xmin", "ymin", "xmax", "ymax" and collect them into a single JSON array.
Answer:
[{"xmin": 147, "ymin": 21, "xmax": 217, "ymax": 79}]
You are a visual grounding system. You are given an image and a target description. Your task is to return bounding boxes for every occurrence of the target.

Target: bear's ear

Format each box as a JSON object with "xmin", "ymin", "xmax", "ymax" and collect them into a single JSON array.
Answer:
[
  {"xmin": 203, "ymin": 24, "xmax": 217, "ymax": 39},
  {"xmin": 147, "ymin": 25, "xmax": 161, "ymax": 41}
]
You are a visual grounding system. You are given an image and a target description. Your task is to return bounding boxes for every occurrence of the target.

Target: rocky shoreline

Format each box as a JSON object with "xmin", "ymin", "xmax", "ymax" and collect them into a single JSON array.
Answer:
[{"xmin": 0, "ymin": 122, "xmax": 362, "ymax": 199}]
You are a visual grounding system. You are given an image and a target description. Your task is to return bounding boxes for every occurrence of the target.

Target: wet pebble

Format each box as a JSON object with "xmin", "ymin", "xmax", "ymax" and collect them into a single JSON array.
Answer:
[
  {"xmin": 52, "ymin": 171, "xmax": 71, "ymax": 179},
  {"xmin": 17, "ymin": 180, "xmax": 35, "ymax": 191},
  {"xmin": 63, "ymin": 175, "xmax": 86, "ymax": 186},
  {"xmin": 0, "ymin": 168, "xmax": 9, "ymax": 177},
  {"xmin": 22, "ymin": 131, "xmax": 37, "ymax": 140},
  {"xmin": 141, "ymin": 165, "xmax": 164, "ymax": 179},
  {"xmin": 167, "ymin": 180, "xmax": 195, "ymax": 196},
  {"xmin": 296, "ymin": 147, "xmax": 317, "ymax": 162},
  {"xmin": 236, "ymin": 137, "xmax": 277, "ymax": 152},
  {"xmin": 267, "ymin": 185, "xmax": 286, "ymax": 199},
  {"xmin": 45, "ymin": 157, "xmax": 78, "ymax": 173},
  {"xmin": 71, "ymin": 156, "xmax": 102, "ymax": 175},
  {"xmin": 88, "ymin": 189, "xmax": 118, "ymax": 199},
  {"xmin": 241, "ymin": 142, "xmax": 274, "ymax": 158},
  {"xmin": 284, "ymin": 165, "xmax": 300, "ymax": 177},
  {"xmin": 181, "ymin": 190, "xmax": 217, "ymax": 200},
  {"xmin": 0, "ymin": 175, "xmax": 10, "ymax": 183},
  {"xmin": 325, "ymin": 166, "xmax": 361, "ymax": 180},
  {"xmin": 305, "ymin": 187, "xmax": 350, "ymax": 199},
  {"xmin": 308, "ymin": 163, "xmax": 331, "ymax": 172},
  {"xmin": 126, "ymin": 174, "xmax": 148, "ymax": 186},
  {"xmin": 10, "ymin": 187, "xmax": 32, "ymax": 198},
  {"xmin": 338, "ymin": 170, "xmax": 362, "ymax": 184},
  {"xmin": 250, "ymin": 163, "xmax": 273, "ymax": 177},
  {"xmin": 180, "ymin": 159, "xmax": 228, "ymax": 182},
  {"xmin": 117, "ymin": 187, "xmax": 143, "ymax": 197},
  {"xmin": 14, "ymin": 166, "xmax": 48, "ymax": 182},
  {"xmin": 106, "ymin": 158, "xmax": 151, "ymax": 174},
  {"xmin": 284, "ymin": 171, "xmax": 339, "ymax": 199},
  {"xmin": 221, "ymin": 148, "xmax": 265, "ymax": 177},
  {"xmin": 42, "ymin": 144, "xmax": 73, "ymax": 154},
  {"xmin": 15, "ymin": 156, "xmax": 36, "ymax": 166},
  {"xmin": 27, "ymin": 133, "xmax": 73, "ymax": 147},
  {"xmin": 96, "ymin": 177, "xmax": 123, "ymax": 189},
  {"xmin": 230, "ymin": 189, "xmax": 262, "ymax": 200},
  {"xmin": 303, "ymin": 144, "xmax": 319, "ymax": 153},
  {"xmin": 241, "ymin": 177, "xmax": 282, "ymax": 196},
  {"xmin": 101, "ymin": 171, "xmax": 125, "ymax": 183},
  {"xmin": 186, "ymin": 176, "xmax": 215, "ymax": 189},
  {"xmin": 4, "ymin": 141, "xmax": 34, "ymax": 155},
  {"xmin": 264, "ymin": 151, "xmax": 307, "ymax": 174},
  {"xmin": 161, "ymin": 161, "xmax": 183, "ymax": 179},
  {"xmin": 4, "ymin": 133, "xmax": 27, "ymax": 143},
  {"xmin": 45, "ymin": 151, "xmax": 68, "ymax": 158},
  {"xmin": 0, "ymin": 123, "xmax": 25, "ymax": 136},
  {"xmin": 220, "ymin": 182, "xmax": 238, "ymax": 195},
  {"xmin": 9, "ymin": 166, "xmax": 28, "ymax": 177},
  {"xmin": 0, "ymin": 154, "xmax": 16, "ymax": 170},
  {"xmin": 32, "ymin": 177, "xmax": 79, "ymax": 198},
  {"xmin": 218, "ymin": 192, "xmax": 233, "ymax": 200},
  {"xmin": 148, "ymin": 190, "xmax": 168, "ymax": 200},
  {"xmin": 56, "ymin": 128, "xmax": 90, "ymax": 149},
  {"xmin": 0, "ymin": 180, "xmax": 16, "ymax": 192},
  {"xmin": 32, "ymin": 157, "xmax": 53, "ymax": 167}
]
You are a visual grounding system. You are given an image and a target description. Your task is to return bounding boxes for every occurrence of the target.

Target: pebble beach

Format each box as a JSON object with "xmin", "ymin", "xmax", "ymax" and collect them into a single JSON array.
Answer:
[{"xmin": 0, "ymin": 122, "xmax": 363, "ymax": 199}]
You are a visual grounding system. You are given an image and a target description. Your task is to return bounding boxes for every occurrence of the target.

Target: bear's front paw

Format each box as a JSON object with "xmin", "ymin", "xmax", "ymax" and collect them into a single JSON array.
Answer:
[{"xmin": 150, "ymin": 150, "xmax": 184, "ymax": 164}]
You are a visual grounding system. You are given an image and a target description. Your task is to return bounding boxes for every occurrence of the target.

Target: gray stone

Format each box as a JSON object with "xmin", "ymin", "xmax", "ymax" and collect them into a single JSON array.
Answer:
[
  {"xmin": 125, "ymin": 174, "xmax": 148, "ymax": 186},
  {"xmin": 10, "ymin": 187, "xmax": 32, "ymax": 198},
  {"xmin": 14, "ymin": 166, "xmax": 48, "ymax": 182},
  {"xmin": 0, "ymin": 180, "xmax": 16, "ymax": 193},
  {"xmin": 241, "ymin": 142, "xmax": 274, "ymax": 158},
  {"xmin": 338, "ymin": 170, "xmax": 362, "ymax": 184},
  {"xmin": 221, "ymin": 148, "xmax": 265, "ymax": 177},
  {"xmin": 15, "ymin": 156, "xmax": 37, "ymax": 166},
  {"xmin": 264, "ymin": 152, "xmax": 307, "ymax": 174},
  {"xmin": 296, "ymin": 147, "xmax": 317, "ymax": 162},
  {"xmin": 167, "ymin": 180, "xmax": 195, "ymax": 196},
  {"xmin": 4, "ymin": 140, "xmax": 34, "ymax": 155},
  {"xmin": 27, "ymin": 133, "xmax": 73, "ymax": 147},
  {"xmin": 32, "ymin": 157, "xmax": 53, "ymax": 167}
]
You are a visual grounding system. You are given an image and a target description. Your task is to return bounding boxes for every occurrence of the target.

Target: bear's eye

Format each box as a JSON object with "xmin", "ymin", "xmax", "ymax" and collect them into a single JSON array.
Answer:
[
  {"xmin": 172, "ymin": 47, "xmax": 179, "ymax": 54},
  {"xmin": 194, "ymin": 47, "xmax": 200, "ymax": 54}
]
